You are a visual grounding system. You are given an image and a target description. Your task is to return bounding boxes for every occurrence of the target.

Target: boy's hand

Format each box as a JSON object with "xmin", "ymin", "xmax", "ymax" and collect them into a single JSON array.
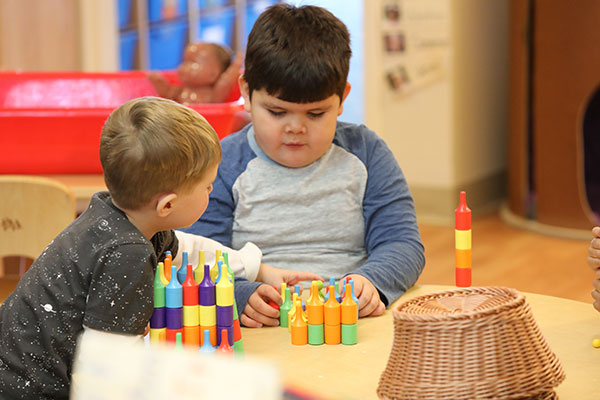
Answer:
[
  {"xmin": 256, "ymin": 263, "xmax": 324, "ymax": 288},
  {"xmin": 241, "ymin": 284, "xmax": 282, "ymax": 328},
  {"xmin": 588, "ymin": 227, "xmax": 600, "ymax": 313},
  {"xmin": 344, "ymin": 274, "xmax": 385, "ymax": 317},
  {"xmin": 587, "ymin": 227, "xmax": 600, "ymax": 272},
  {"xmin": 592, "ymin": 273, "xmax": 600, "ymax": 312}
]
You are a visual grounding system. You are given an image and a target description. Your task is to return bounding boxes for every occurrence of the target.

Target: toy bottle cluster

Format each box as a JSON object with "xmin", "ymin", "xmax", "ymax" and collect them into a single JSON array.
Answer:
[
  {"xmin": 149, "ymin": 250, "xmax": 241, "ymax": 356},
  {"xmin": 455, "ymin": 191, "xmax": 472, "ymax": 287},
  {"xmin": 283, "ymin": 278, "xmax": 358, "ymax": 346}
]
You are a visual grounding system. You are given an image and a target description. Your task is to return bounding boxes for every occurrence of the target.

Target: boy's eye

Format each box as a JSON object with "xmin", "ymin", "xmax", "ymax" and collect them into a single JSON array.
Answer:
[
  {"xmin": 308, "ymin": 112, "xmax": 325, "ymax": 118},
  {"xmin": 268, "ymin": 109, "xmax": 284, "ymax": 117}
]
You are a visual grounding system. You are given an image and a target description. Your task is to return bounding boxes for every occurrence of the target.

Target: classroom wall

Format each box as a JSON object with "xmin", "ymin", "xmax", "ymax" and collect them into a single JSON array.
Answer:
[
  {"xmin": 365, "ymin": 0, "xmax": 509, "ymax": 224},
  {"xmin": 0, "ymin": 0, "xmax": 117, "ymax": 71},
  {"xmin": 0, "ymin": 0, "xmax": 509, "ymax": 224},
  {"xmin": 0, "ymin": 0, "xmax": 81, "ymax": 70}
]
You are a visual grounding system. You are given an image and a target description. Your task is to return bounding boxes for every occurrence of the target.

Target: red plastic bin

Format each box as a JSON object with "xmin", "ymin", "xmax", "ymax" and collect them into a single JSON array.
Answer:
[{"xmin": 0, "ymin": 71, "xmax": 244, "ymax": 174}]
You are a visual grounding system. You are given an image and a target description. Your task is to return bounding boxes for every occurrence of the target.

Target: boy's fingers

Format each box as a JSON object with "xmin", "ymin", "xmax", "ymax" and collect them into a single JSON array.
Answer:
[
  {"xmin": 358, "ymin": 291, "xmax": 379, "ymax": 317},
  {"xmin": 243, "ymin": 301, "xmax": 279, "ymax": 327},
  {"xmin": 371, "ymin": 301, "xmax": 386, "ymax": 317},
  {"xmin": 255, "ymin": 285, "xmax": 284, "ymax": 308},
  {"xmin": 593, "ymin": 226, "xmax": 600, "ymax": 237},
  {"xmin": 356, "ymin": 286, "xmax": 376, "ymax": 313},
  {"xmin": 240, "ymin": 312, "xmax": 263, "ymax": 328},
  {"xmin": 590, "ymin": 239, "xmax": 600, "ymax": 251}
]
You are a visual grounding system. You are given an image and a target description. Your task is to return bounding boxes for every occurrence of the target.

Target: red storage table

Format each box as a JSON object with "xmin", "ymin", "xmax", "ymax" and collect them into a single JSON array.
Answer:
[{"xmin": 0, "ymin": 71, "xmax": 244, "ymax": 174}]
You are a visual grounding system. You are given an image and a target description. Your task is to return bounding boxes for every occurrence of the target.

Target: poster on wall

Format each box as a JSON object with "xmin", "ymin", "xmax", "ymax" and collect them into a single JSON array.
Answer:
[{"xmin": 382, "ymin": 0, "xmax": 450, "ymax": 98}]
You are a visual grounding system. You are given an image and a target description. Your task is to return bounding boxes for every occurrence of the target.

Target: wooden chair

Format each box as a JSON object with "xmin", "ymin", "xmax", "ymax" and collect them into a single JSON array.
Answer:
[{"xmin": 0, "ymin": 175, "xmax": 76, "ymax": 278}]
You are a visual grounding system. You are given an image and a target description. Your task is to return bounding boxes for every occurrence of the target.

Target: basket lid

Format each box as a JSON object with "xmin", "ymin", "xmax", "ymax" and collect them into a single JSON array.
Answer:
[{"xmin": 377, "ymin": 287, "xmax": 565, "ymax": 400}]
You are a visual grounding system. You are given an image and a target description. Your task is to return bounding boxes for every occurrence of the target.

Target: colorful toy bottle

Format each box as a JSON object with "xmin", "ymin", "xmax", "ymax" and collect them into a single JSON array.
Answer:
[
  {"xmin": 340, "ymin": 283, "xmax": 358, "ymax": 345},
  {"xmin": 290, "ymin": 300, "xmax": 308, "ymax": 345},
  {"xmin": 216, "ymin": 328, "xmax": 234, "ymax": 355},
  {"xmin": 198, "ymin": 263, "xmax": 217, "ymax": 346},
  {"xmin": 157, "ymin": 261, "xmax": 168, "ymax": 286},
  {"xmin": 194, "ymin": 250, "xmax": 206, "ymax": 283},
  {"xmin": 210, "ymin": 250, "xmax": 223, "ymax": 282},
  {"xmin": 306, "ymin": 281, "xmax": 324, "ymax": 345},
  {"xmin": 182, "ymin": 263, "xmax": 199, "ymax": 347},
  {"xmin": 150, "ymin": 265, "xmax": 167, "ymax": 345},
  {"xmin": 455, "ymin": 191, "xmax": 472, "ymax": 287},
  {"xmin": 199, "ymin": 329, "xmax": 216, "ymax": 354},
  {"xmin": 165, "ymin": 265, "xmax": 183, "ymax": 344},
  {"xmin": 176, "ymin": 251, "xmax": 189, "ymax": 284},
  {"xmin": 324, "ymin": 285, "xmax": 341, "ymax": 345},
  {"xmin": 280, "ymin": 287, "xmax": 292, "ymax": 328},
  {"xmin": 215, "ymin": 260, "xmax": 234, "ymax": 346},
  {"xmin": 164, "ymin": 253, "xmax": 173, "ymax": 282}
]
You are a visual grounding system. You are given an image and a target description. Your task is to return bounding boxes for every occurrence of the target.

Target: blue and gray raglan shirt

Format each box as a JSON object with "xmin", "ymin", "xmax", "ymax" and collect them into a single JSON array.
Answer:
[{"xmin": 181, "ymin": 121, "xmax": 425, "ymax": 316}]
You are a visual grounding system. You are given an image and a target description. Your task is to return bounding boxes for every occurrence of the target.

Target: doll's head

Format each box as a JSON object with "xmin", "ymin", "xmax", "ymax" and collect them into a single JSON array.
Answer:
[{"xmin": 177, "ymin": 43, "xmax": 233, "ymax": 87}]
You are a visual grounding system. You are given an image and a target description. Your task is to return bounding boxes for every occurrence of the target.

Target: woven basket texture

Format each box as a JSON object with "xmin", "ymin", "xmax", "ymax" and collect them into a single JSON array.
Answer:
[{"xmin": 377, "ymin": 287, "xmax": 565, "ymax": 400}]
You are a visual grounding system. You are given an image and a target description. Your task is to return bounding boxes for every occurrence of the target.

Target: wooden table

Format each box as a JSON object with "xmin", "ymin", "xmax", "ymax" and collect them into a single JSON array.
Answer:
[
  {"xmin": 241, "ymin": 284, "xmax": 600, "ymax": 400},
  {"xmin": 42, "ymin": 175, "xmax": 106, "ymax": 214}
]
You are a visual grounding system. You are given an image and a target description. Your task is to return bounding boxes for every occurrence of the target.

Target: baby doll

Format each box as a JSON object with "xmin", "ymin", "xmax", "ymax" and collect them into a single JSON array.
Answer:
[{"xmin": 149, "ymin": 42, "xmax": 242, "ymax": 104}]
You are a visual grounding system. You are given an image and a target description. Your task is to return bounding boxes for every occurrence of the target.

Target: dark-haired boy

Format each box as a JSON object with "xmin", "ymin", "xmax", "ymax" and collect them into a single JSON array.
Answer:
[{"xmin": 182, "ymin": 4, "xmax": 425, "ymax": 327}]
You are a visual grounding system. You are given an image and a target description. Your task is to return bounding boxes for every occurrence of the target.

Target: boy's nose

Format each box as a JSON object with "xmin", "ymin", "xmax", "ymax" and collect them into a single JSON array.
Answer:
[{"xmin": 284, "ymin": 118, "xmax": 306, "ymax": 134}]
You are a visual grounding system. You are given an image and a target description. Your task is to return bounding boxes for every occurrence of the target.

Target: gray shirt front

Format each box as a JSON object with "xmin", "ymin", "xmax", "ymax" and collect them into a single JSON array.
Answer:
[{"xmin": 232, "ymin": 132, "xmax": 368, "ymax": 280}]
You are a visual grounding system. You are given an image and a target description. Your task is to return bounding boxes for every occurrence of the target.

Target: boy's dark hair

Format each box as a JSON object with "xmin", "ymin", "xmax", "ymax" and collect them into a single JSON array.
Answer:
[{"xmin": 243, "ymin": 4, "xmax": 351, "ymax": 103}]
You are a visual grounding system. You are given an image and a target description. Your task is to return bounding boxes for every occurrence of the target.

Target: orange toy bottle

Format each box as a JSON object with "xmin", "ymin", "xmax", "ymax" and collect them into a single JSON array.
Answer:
[
  {"xmin": 306, "ymin": 281, "xmax": 324, "ymax": 325},
  {"xmin": 290, "ymin": 301, "xmax": 308, "ymax": 345},
  {"xmin": 324, "ymin": 285, "xmax": 341, "ymax": 344},
  {"xmin": 341, "ymin": 283, "xmax": 358, "ymax": 325}
]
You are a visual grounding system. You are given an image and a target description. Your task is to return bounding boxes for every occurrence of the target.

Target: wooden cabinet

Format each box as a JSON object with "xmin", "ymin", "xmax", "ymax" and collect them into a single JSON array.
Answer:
[
  {"xmin": 507, "ymin": 0, "xmax": 600, "ymax": 230},
  {"xmin": 0, "ymin": 0, "xmax": 83, "ymax": 71}
]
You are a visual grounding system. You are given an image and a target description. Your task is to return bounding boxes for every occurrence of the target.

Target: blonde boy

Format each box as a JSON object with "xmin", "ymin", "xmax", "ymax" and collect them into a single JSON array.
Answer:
[{"xmin": 0, "ymin": 97, "xmax": 312, "ymax": 399}]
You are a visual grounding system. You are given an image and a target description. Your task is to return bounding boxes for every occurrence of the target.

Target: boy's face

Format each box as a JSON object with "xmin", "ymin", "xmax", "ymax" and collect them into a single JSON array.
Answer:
[
  {"xmin": 171, "ymin": 163, "xmax": 219, "ymax": 228},
  {"xmin": 240, "ymin": 78, "xmax": 351, "ymax": 168}
]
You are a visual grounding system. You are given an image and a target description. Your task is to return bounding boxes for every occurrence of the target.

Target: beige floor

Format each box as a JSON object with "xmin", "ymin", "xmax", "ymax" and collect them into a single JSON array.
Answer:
[{"xmin": 0, "ymin": 212, "xmax": 596, "ymax": 305}]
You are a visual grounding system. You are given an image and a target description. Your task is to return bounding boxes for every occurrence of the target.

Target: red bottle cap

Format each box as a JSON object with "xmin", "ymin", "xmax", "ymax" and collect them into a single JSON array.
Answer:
[{"xmin": 455, "ymin": 191, "xmax": 471, "ymax": 230}]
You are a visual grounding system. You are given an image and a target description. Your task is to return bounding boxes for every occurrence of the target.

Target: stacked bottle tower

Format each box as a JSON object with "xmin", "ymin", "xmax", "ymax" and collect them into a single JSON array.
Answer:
[
  {"xmin": 149, "ymin": 250, "xmax": 240, "ymax": 356},
  {"xmin": 305, "ymin": 281, "xmax": 324, "ymax": 345},
  {"xmin": 286, "ymin": 278, "xmax": 358, "ymax": 346},
  {"xmin": 455, "ymin": 191, "xmax": 472, "ymax": 287}
]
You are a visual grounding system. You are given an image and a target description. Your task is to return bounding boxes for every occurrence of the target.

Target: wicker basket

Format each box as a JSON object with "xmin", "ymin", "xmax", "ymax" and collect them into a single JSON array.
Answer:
[{"xmin": 377, "ymin": 287, "xmax": 565, "ymax": 400}]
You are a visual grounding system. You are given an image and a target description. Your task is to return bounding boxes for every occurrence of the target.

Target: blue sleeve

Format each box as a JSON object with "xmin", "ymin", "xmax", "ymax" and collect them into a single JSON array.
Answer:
[
  {"xmin": 234, "ymin": 278, "xmax": 262, "ymax": 325},
  {"xmin": 336, "ymin": 124, "xmax": 425, "ymax": 306},
  {"xmin": 179, "ymin": 127, "xmax": 254, "ymax": 247}
]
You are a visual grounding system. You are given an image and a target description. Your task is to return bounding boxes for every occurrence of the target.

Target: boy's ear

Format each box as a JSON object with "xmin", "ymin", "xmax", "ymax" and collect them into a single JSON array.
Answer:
[
  {"xmin": 337, "ymin": 82, "xmax": 352, "ymax": 116},
  {"xmin": 155, "ymin": 193, "xmax": 178, "ymax": 217},
  {"xmin": 238, "ymin": 75, "xmax": 252, "ymax": 113}
]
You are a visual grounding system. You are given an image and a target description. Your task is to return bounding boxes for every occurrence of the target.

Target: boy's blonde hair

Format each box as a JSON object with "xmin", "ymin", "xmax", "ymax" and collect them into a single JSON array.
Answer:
[{"xmin": 100, "ymin": 96, "xmax": 221, "ymax": 210}]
